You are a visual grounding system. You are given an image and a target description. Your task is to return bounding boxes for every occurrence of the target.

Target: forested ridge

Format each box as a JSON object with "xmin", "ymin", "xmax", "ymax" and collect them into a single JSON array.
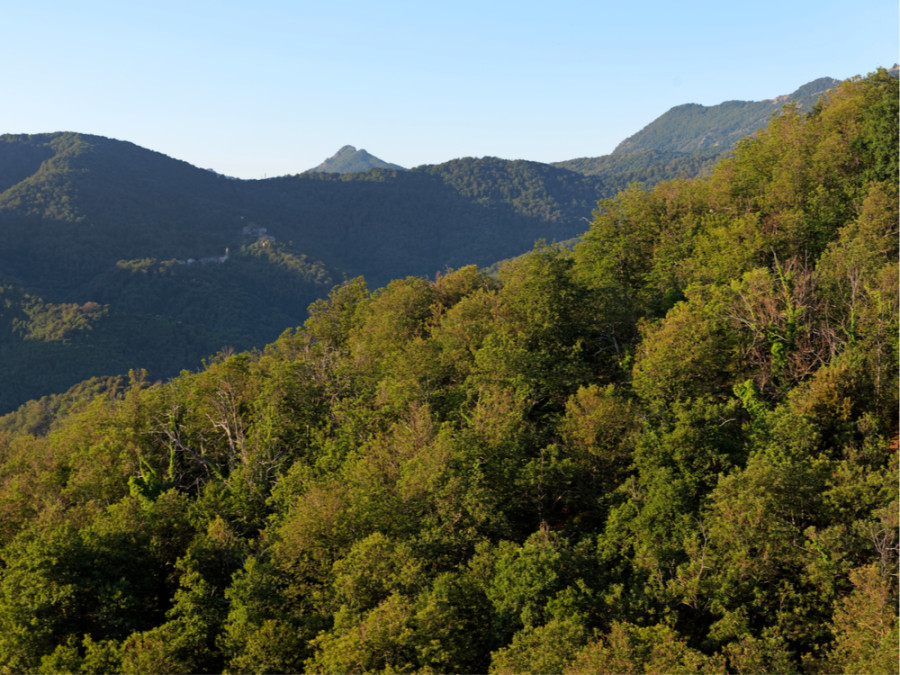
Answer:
[
  {"xmin": 0, "ymin": 136, "xmax": 609, "ymax": 412},
  {"xmin": 0, "ymin": 71, "xmax": 896, "ymax": 673},
  {"xmin": 0, "ymin": 72, "xmax": 843, "ymax": 413}
]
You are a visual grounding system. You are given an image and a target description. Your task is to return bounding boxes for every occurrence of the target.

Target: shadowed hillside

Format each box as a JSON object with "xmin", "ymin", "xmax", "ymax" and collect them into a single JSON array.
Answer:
[{"xmin": 0, "ymin": 72, "xmax": 857, "ymax": 411}]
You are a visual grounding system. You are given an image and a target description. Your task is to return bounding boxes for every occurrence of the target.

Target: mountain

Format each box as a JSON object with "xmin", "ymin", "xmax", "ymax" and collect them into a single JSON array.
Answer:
[
  {"xmin": 307, "ymin": 145, "xmax": 405, "ymax": 173},
  {"xmin": 0, "ymin": 134, "xmax": 609, "ymax": 411},
  {"xmin": 612, "ymin": 76, "xmax": 840, "ymax": 155},
  {"xmin": 554, "ymin": 76, "xmax": 840, "ymax": 183}
]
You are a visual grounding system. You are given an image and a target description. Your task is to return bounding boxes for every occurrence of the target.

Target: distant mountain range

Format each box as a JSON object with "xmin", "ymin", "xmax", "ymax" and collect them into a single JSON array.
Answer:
[
  {"xmin": 307, "ymin": 145, "xmax": 405, "ymax": 174},
  {"xmin": 0, "ymin": 73, "xmax": 853, "ymax": 412}
]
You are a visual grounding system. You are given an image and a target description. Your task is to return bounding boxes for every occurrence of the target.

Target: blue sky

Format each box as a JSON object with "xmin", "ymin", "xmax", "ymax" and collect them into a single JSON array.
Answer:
[{"xmin": 3, "ymin": 1, "xmax": 897, "ymax": 178}]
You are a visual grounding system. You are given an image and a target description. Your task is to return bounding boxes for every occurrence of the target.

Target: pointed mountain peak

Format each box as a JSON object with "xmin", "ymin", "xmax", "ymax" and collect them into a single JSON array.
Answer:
[{"xmin": 307, "ymin": 146, "xmax": 405, "ymax": 174}]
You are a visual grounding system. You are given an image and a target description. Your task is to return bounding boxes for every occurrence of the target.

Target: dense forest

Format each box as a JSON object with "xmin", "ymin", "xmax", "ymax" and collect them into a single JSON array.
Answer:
[{"xmin": 0, "ymin": 70, "xmax": 896, "ymax": 673}]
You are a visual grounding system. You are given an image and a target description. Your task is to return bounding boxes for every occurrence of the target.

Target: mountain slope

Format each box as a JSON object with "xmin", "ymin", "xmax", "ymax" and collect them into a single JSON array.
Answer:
[
  {"xmin": 554, "ymin": 76, "xmax": 840, "ymax": 183},
  {"xmin": 612, "ymin": 76, "xmax": 839, "ymax": 155}
]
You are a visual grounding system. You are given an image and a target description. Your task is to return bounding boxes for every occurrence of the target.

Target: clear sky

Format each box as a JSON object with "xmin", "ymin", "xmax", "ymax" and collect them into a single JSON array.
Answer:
[{"xmin": 2, "ymin": 1, "xmax": 897, "ymax": 178}]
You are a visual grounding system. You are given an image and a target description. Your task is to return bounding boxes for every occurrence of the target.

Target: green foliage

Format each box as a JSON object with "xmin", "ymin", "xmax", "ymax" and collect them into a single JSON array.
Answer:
[
  {"xmin": 631, "ymin": 291, "xmax": 738, "ymax": 408},
  {"xmin": 119, "ymin": 566, "xmax": 223, "ymax": 674},
  {"xmin": 489, "ymin": 618, "xmax": 587, "ymax": 674},
  {"xmin": 825, "ymin": 563, "xmax": 900, "ymax": 674},
  {"xmin": 0, "ymin": 491, "xmax": 194, "ymax": 672},
  {"xmin": 220, "ymin": 556, "xmax": 322, "ymax": 674},
  {"xmin": 471, "ymin": 246, "xmax": 602, "ymax": 406},
  {"xmin": 567, "ymin": 621, "xmax": 726, "ymax": 674}
]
